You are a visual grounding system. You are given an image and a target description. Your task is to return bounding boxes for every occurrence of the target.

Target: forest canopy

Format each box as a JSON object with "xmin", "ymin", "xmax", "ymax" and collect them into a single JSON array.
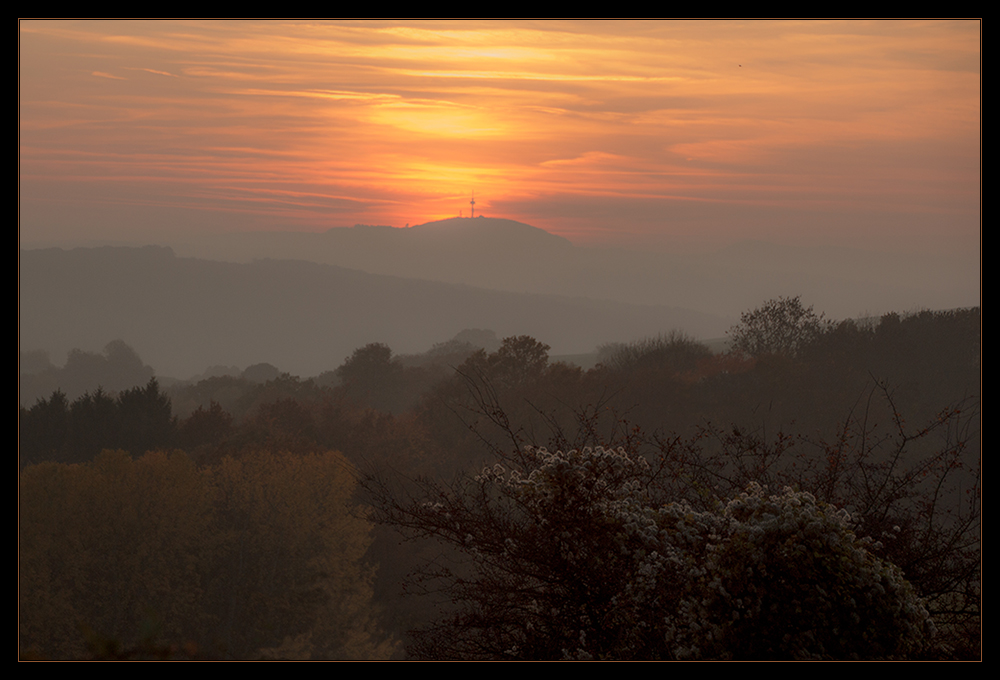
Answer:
[
  {"xmin": 19, "ymin": 449, "xmax": 396, "ymax": 660},
  {"xmin": 19, "ymin": 302, "xmax": 980, "ymax": 659}
]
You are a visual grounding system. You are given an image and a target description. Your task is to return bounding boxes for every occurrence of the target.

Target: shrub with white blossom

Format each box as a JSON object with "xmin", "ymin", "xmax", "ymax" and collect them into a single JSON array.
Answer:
[
  {"xmin": 367, "ymin": 445, "xmax": 935, "ymax": 660},
  {"xmin": 673, "ymin": 483, "xmax": 935, "ymax": 659}
]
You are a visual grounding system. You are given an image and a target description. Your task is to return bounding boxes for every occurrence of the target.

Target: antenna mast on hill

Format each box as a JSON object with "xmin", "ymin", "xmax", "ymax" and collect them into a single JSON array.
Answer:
[{"xmin": 470, "ymin": 191, "xmax": 475, "ymax": 218}]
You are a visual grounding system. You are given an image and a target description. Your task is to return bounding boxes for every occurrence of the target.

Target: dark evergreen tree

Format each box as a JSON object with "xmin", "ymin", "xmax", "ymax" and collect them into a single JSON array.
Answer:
[
  {"xmin": 18, "ymin": 390, "xmax": 69, "ymax": 466},
  {"xmin": 67, "ymin": 388, "xmax": 119, "ymax": 463},
  {"xmin": 116, "ymin": 378, "xmax": 174, "ymax": 456}
]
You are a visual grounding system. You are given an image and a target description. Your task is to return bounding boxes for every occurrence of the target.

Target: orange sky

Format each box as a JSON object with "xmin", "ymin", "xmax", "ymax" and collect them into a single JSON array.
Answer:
[{"xmin": 19, "ymin": 20, "xmax": 980, "ymax": 255}]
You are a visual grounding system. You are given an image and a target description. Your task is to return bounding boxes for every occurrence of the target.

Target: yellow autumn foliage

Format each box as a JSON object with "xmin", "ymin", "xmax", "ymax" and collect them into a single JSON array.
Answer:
[{"xmin": 19, "ymin": 449, "xmax": 396, "ymax": 659}]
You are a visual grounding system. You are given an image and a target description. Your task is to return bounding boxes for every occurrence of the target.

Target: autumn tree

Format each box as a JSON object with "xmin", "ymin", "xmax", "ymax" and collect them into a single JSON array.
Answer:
[
  {"xmin": 727, "ymin": 296, "xmax": 830, "ymax": 358},
  {"xmin": 489, "ymin": 335, "xmax": 550, "ymax": 388},
  {"xmin": 19, "ymin": 449, "xmax": 397, "ymax": 660},
  {"xmin": 335, "ymin": 343, "xmax": 407, "ymax": 412},
  {"xmin": 204, "ymin": 450, "xmax": 395, "ymax": 659},
  {"xmin": 19, "ymin": 450, "xmax": 210, "ymax": 658},
  {"xmin": 178, "ymin": 401, "xmax": 234, "ymax": 454}
]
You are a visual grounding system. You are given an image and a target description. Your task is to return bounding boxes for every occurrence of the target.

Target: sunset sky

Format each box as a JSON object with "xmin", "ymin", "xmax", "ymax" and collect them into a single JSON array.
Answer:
[{"xmin": 20, "ymin": 20, "xmax": 980, "ymax": 257}]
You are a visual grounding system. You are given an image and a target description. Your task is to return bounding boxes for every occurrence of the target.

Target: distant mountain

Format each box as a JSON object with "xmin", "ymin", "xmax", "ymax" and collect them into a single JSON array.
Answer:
[
  {"xmin": 182, "ymin": 216, "xmax": 573, "ymax": 293},
  {"xmin": 174, "ymin": 217, "xmax": 979, "ymax": 321},
  {"xmin": 408, "ymin": 216, "xmax": 573, "ymax": 248},
  {"xmin": 19, "ymin": 246, "xmax": 730, "ymax": 379}
]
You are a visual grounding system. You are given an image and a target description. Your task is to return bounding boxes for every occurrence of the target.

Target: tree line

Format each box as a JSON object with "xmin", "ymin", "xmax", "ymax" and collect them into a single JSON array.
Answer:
[{"xmin": 19, "ymin": 299, "xmax": 980, "ymax": 659}]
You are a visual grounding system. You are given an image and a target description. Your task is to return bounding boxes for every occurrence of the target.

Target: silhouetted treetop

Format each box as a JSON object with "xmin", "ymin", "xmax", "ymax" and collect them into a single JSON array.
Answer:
[{"xmin": 727, "ymin": 296, "xmax": 830, "ymax": 358}]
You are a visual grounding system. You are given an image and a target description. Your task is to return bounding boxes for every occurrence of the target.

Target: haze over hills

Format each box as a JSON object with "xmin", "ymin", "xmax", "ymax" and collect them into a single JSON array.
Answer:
[
  {"xmin": 19, "ymin": 245, "xmax": 729, "ymax": 379},
  {"xmin": 20, "ymin": 216, "xmax": 979, "ymax": 381},
  {"xmin": 174, "ymin": 216, "xmax": 979, "ymax": 321}
]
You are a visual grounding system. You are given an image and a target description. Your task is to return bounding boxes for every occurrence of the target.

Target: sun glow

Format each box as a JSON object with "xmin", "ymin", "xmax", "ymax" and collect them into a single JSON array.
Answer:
[{"xmin": 20, "ymin": 20, "xmax": 979, "ymax": 253}]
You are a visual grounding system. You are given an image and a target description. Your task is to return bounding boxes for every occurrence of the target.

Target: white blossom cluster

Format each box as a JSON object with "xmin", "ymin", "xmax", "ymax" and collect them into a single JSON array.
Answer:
[
  {"xmin": 465, "ymin": 446, "xmax": 935, "ymax": 660},
  {"xmin": 668, "ymin": 483, "xmax": 935, "ymax": 659}
]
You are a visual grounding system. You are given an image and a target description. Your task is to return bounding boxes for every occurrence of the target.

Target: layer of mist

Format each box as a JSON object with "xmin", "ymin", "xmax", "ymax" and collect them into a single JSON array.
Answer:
[
  {"xmin": 19, "ymin": 244, "xmax": 729, "ymax": 380},
  {"xmin": 172, "ymin": 216, "xmax": 979, "ymax": 320}
]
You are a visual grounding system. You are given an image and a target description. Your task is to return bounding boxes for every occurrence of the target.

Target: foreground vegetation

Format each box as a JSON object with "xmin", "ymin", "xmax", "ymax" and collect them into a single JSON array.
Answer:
[
  {"xmin": 19, "ymin": 300, "xmax": 980, "ymax": 659},
  {"xmin": 20, "ymin": 449, "xmax": 395, "ymax": 660},
  {"xmin": 369, "ymin": 447, "xmax": 936, "ymax": 659}
]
